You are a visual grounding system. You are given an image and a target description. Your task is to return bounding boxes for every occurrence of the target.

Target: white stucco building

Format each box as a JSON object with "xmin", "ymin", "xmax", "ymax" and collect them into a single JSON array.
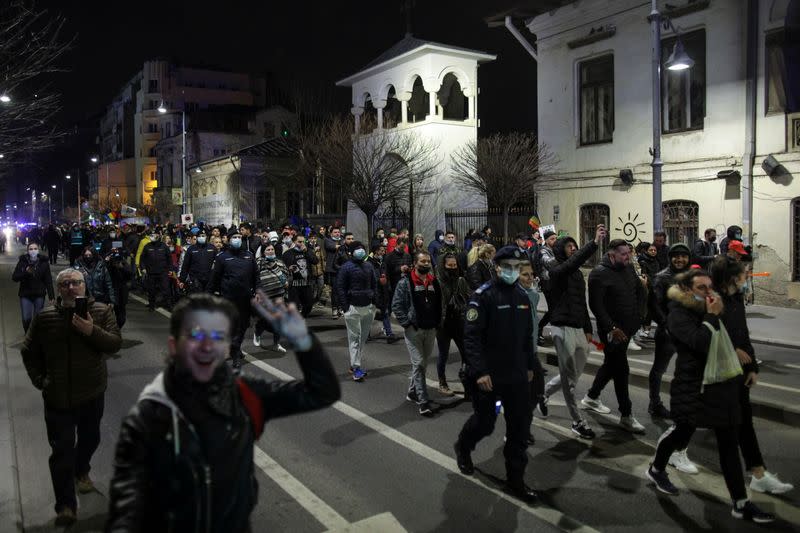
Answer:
[
  {"xmin": 336, "ymin": 35, "xmax": 496, "ymax": 240},
  {"xmin": 522, "ymin": 0, "xmax": 800, "ymax": 306}
]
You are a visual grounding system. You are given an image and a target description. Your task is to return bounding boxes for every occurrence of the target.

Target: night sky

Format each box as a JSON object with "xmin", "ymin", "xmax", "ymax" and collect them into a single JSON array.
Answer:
[{"xmin": 10, "ymin": 0, "xmax": 539, "ymax": 202}]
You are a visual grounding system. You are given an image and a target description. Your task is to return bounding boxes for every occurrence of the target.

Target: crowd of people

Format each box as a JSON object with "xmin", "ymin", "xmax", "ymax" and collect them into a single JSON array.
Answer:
[{"xmin": 9, "ymin": 217, "xmax": 792, "ymax": 528}]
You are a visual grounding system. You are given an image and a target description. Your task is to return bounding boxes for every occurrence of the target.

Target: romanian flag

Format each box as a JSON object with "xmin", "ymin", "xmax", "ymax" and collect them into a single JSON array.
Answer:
[{"xmin": 528, "ymin": 215, "xmax": 541, "ymax": 230}]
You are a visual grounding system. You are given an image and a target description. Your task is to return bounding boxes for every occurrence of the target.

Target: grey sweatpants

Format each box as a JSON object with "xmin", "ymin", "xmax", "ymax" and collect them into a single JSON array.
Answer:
[
  {"xmin": 544, "ymin": 325, "xmax": 590, "ymax": 424},
  {"xmin": 405, "ymin": 326, "xmax": 437, "ymax": 403},
  {"xmin": 344, "ymin": 304, "xmax": 375, "ymax": 369}
]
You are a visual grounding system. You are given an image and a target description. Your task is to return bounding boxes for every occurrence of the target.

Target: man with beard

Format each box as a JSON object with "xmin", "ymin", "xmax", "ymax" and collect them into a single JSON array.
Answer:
[
  {"xmin": 583, "ymin": 239, "xmax": 647, "ymax": 434},
  {"xmin": 282, "ymin": 233, "xmax": 318, "ymax": 318},
  {"xmin": 207, "ymin": 233, "xmax": 257, "ymax": 369},
  {"xmin": 652, "ymin": 231, "xmax": 669, "ymax": 270}
]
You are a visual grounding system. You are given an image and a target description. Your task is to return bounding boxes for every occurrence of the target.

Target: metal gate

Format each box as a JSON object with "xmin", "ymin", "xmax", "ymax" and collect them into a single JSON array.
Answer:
[
  {"xmin": 580, "ymin": 203, "xmax": 610, "ymax": 267},
  {"xmin": 793, "ymin": 198, "xmax": 800, "ymax": 281},
  {"xmin": 373, "ymin": 200, "xmax": 410, "ymax": 234},
  {"xmin": 662, "ymin": 200, "xmax": 699, "ymax": 246}
]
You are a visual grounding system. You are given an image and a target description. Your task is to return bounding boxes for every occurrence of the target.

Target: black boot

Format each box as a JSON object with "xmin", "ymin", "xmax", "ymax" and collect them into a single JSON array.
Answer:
[
  {"xmin": 454, "ymin": 441, "xmax": 474, "ymax": 475},
  {"xmin": 506, "ymin": 478, "xmax": 538, "ymax": 504}
]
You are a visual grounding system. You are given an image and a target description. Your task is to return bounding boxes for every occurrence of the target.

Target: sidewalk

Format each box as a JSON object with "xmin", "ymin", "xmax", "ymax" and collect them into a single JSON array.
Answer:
[{"xmin": 535, "ymin": 295, "xmax": 800, "ymax": 349}]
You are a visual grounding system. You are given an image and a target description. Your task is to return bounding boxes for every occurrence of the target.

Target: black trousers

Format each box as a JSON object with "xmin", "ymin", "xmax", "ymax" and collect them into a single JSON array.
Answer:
[
  {"xmin": 654, "ymin": 422, "xmax": 746, "ymax": 501},
  {"xmin": 739, "ymin": 384, "xmax": 765, "ymax": 471},
  {"xmin": 587, "ymin": 338, "xmax": 632, "ymax": 416},
  {"xmin": 69, "ymin": 246, "xmax": 83, "ymax": 266},
  {"xmin": 435, "ymin": 317, "xmax": 465, "ymax": 380},
  {"xmin": 457, "ymin": 380, "xmax": 531, "ymax": 483},
  {"xmin": 324, "ymin": 272, "xmax": 339, "ymax": 311},
  {"xmin": 649, "ymin": 326, "xmax": 675, "ymax": 408},
  {"xmin": 537, "ymin": 286, "xmax": 552, "ymax": 335},
  {"xmin": 228, "ymin": 301, "xmax": 250, "ymax": 362},
  {"xmin": 289, "ymin": 284, "xmax": 313, "ymax": 318},
  {"xmin": 44, "ymin": 394, "xmax": 105, "ymax": 513},
  {"xmin": 49, "ymin": 249, "xmax": 58, "ymax": 264},
  {"xmin": 255, "ymin": 318, "xmax": 280, "ymax": 346},
  {"xmin": 147, "ymin": 272, "xmax": 170, "ymax": 308}
]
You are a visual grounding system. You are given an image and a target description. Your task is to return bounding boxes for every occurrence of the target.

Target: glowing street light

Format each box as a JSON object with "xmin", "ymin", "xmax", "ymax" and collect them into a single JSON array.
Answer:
[
  {"xmin": 0, "ymin": 94, "xmax": 10, "ymax": 103},
  {"xmin": 90, "ymin": 156, "xmax": 98, "ymax": 163}
]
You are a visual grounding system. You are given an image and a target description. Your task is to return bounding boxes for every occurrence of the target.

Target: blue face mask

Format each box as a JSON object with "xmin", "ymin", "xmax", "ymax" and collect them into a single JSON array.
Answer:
[
  {"xmin": 265, "ymin": 254, "xmax": 276, "ymax": 260},
  {"xmin": 353, "ymin": 249, "xmax": 367, "ymax": 261},
  {"xmin": 693, "ymin": 294, "xmax": 705, "ymax": 302},
  {"xmin": 230, "ymin": 238, "xmax": 242, "ymax": 249},
  {"xmin": 498, "ymin": 267, "xmax": 520, "ymax": 285}
]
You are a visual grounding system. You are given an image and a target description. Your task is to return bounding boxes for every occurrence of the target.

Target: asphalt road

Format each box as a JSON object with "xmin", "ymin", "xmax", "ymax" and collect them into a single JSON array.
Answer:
[{"xmin": 1, "ymin": 242, "xmax": 798, "ymax": 532}]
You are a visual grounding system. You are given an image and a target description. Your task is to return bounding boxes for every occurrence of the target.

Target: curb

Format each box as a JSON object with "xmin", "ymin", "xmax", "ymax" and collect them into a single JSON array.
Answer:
[
  {"xmin": 0, "ymin": 290, "xmax": 24, "ymax": 532},
  {"xmin": 540, "ymin": 346, "xmax": 800, "ymax": 427},
  {"xmin": 749, "ymin": 336, "xmax": 800, "ymax": 351}
]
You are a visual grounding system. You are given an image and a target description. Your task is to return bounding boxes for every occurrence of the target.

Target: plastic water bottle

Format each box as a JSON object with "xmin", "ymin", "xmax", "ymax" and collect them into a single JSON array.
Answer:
[{"xmin": 495, "ymin": 400, "xmax": 502, "ymax": 414}]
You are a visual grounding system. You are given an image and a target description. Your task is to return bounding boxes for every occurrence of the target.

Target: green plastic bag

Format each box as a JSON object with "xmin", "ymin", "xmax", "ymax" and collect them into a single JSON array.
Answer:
[{"xmin": 702, "ymin": 321, "xmax": 743, "ymax": 391}]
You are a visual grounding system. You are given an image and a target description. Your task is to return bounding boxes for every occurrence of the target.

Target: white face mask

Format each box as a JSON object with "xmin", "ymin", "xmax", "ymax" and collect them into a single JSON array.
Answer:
[
  {"xmin": 109, "ymin": 232, "xmax": 116, "ymax": 239},
  {"xmin": 198, "ymin": 236, "xmax": 207, "ymax": 244},
  {"xmin": 28, "ymin": 249, "xmax": 39, "ymax": 259}
]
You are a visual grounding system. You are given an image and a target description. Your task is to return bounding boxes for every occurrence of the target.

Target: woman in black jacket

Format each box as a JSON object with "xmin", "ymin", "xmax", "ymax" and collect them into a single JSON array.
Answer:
[
  {"xmin": 436, "ymin": 253, "xmax": 470, "ymax": 395},
  {"xmin": 466, "ymin": 244, "xmax": 496, "ymax": 290},
  {"xmin": 12, "ymin": 242, "xmax": 55, "ymax": 332},
  {"xmin": 710, "ymin": 257, "xmax": 794, "ymax": 495},
  {"xmin": 645, "ymin": 269, "xmax": 774, "ymax": 524}
]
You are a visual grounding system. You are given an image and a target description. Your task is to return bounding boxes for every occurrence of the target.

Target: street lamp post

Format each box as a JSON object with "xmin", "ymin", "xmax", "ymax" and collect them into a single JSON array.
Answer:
[
  {"xmin": 158, "ymin": 103, "xmax": 188, "ymax": 218},
  {"xmin": 649, "ymin": 0, "xmax": 693, "ymax": 236},
  {"xmin": 66, "ymin": 173, "xmax": 79, "ymax": 223}
]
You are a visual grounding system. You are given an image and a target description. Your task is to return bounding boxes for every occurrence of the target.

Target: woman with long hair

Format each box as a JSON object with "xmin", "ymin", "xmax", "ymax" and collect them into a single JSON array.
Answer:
[{"xmin": 12, "ymin": 241, "xmax": 55, "ymax": 332}]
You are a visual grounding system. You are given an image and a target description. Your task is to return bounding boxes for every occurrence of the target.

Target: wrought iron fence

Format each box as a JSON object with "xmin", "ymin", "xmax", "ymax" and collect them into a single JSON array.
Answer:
[{"xmin": 445, "ymin": 205, "xmax": 538, "ymax": 246}]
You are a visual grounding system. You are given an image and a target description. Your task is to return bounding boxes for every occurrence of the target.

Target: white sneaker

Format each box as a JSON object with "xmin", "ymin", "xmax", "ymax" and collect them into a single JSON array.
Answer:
[
  {"xmin": 750, "ymin": 472, "xmax": 794, "ymax": 494},
  {"xmin": 253, "ymin": 332, "xmax": 261, "ymax": 347},
  {"xmin": 580, "ymin": 395, "xmax": 612, "ymax": 414},
  {"xmin": 274, "ymin": 343, "xmax": 287, "ymax": 353},
  {"xmin": 669, "ymin": 449, "xmax": 699, "ymax": 474},
  {"xmin": 628, "ymin": 339, "xmax": 642, "ymax": 351},
  {"xmin": 620, "ymin": 415, "xmax": 646, "ymax": 434}
]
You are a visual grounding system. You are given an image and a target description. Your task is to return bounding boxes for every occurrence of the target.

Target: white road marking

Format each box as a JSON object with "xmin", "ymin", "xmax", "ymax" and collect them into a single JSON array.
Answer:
[
  {"xmin": 246, "ymin": 355, "xmax": 600, "ymax": 533},
  {"xmin": 783, "ymin": 363, "xmax": 800, "ymax": 370},
  {"xmin": 325, "ymin": 512, "xmax": 407, "ymax": 533},
  {"xmin": 253, "ymin": 446, "xmax": 350, "ymax": 531}
]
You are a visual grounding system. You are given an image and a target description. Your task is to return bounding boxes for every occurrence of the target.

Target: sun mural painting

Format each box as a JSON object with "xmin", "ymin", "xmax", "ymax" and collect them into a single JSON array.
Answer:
[{"xmin": 615, "ymin": 212, "xmax": 647, "ymax": 244}]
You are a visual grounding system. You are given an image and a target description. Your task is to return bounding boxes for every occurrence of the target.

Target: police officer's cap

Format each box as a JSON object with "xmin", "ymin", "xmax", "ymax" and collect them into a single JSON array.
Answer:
[{"xmin": 494, "ymin": 245, "xmax": 526, "ymax": 263}]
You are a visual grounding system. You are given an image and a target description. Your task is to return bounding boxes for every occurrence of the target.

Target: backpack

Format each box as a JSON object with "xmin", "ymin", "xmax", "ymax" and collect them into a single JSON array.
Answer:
[{"xmin": 237, "ymin": 378, "xmax": 265, "ymax": 439}]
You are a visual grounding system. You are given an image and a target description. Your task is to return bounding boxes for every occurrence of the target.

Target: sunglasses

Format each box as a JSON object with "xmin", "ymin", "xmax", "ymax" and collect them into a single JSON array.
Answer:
[
  {"xmin": 183, "ymin": 326, "xmax": 228, "ymax": 343},
  {"xmin": 58, "ymin": 279, "xmax": 85, "ymax": 288}
]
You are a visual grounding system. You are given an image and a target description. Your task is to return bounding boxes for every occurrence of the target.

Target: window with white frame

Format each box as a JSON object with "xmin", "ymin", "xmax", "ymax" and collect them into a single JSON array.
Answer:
[
  {"xmin": 662, "ymin": 29, "xmax": 706, "ymax": 132},
  {"xmin": 579, "ymin": 55, "xmax": 614, "ymax": 145}
]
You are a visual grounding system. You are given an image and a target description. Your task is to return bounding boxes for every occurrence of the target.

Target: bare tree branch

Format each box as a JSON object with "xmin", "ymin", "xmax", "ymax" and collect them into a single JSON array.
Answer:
[
  {"xmin": 0, "ymin": 1, "xmax": 73, "ymax": 169},
  {"xmin": 450, "ymin": 132, "xmax": 557, "ymax": 240}
]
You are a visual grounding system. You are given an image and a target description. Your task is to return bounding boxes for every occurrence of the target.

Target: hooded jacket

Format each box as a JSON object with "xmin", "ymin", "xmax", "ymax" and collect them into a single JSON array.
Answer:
[
  {"xmin": 719, "ymin": 225, "xmax": 743, "ymax": 255},
  {"xmin": 105, "ymin": 336, "xmax": 340, "ymax": 533},
  {"xmin": 588, "ymin": 255, "xmax": 645, "ymax": 336},
  {"xmin": 427, "ymin": 230, "xmax": 444, "ymax": 264},
  {"xmin": 546, "ymin": 237, "xmax": 596, "ymax": 332},
  {"xmin": 666, "ymin": 286, "xmax": 742, "ymax": 428},
  {"xmin": 20, "ymin": 297, "xmax": 121, "ymax": 409},
  {"xmin": 12, "ymin": 253, "xmax": 55, "ymax": 300}
]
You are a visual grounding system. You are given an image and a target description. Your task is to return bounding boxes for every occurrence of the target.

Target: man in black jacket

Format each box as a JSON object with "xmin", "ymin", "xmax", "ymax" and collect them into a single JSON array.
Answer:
[
  {"xmin": 692, "ymin": 228, "xmax": 719, "ymax": 267},
  {"xmin": 541, "ymin": 225, "xmax": 604, "ymax": 439},
  {"xmin": 650, "ymin": 243, "xmax": 691, "ymax": 419},
  {"xmin": 584, "ymin": 239, "xmax": 647, "ymax": 433},
  {"xmin": 207, "ymin": 233, "xmax": 257, "ymax": 368},
  {"xmin": 140, "ymin": 231, "xmax": 172, "ymax": 311},
  {"xmin": 653, "ymin": 231, "xmax": 669, "ymax": 270},
  {"xmin": 179, "ymin": 231, "xmax": 217, "ymax": 293},
  {"xmin": 106, "ymin": 294, "xmax": 339, "ymax": 533},
  {"xmin": 453, "ymin": 246, "xmax": 537, "ymax": 503},
  {"xmin": 323, "ymin": 227, "xmax": 343, "ymax": 317},
  {"xmin": 282, "ymin": 234, "xmax": 319, "ymax": 318}
]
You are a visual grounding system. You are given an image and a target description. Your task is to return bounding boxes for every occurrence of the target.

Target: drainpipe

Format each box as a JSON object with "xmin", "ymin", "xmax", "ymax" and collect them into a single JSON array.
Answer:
[
  {"xmin": 742, "ymin": 0, "xmax": 758, "ymax": 245},
  {"xmin": 504, "ymin": 16, "xmax": 538, "ymax": 62}
]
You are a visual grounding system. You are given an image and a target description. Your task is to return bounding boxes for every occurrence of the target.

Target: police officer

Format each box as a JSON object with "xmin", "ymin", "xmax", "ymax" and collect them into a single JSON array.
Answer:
[
  {"xmin": 140, "ymin": 231, "xmax": 172, "ymax": 311},
  {"xmin": 207, "ymin": 232, "xmax": 257, "ymax": 369},
  {"xmin": 454, "ymin": 246, "xmax": 537, "ymax": 503},
  {"xmin": 178, "ymin": 231, "xmax": 217, "ymax": 293}
]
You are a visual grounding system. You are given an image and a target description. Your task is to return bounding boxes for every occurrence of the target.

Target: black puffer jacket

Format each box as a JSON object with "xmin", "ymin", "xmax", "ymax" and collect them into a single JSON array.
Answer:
[
  {"xmin": 12, "ymin": 254, "xmax": 55, "ymax": 300},
  {"xmin": 20, "ymin": 298, "xmax": 121, "ymax": 409},
  {"xmin": 106, "ymin": 336, "xmax": 339, "ymax": 533},
  {"xmin": 588, "ymin": 256, "xmax": 645, "ymax": 337},
  {"xmin": 546, "ymin": 238, "xmax": 596, "ymax": 332},
  {"xmin": 466, "ymin": 259, "xmax": 495, "ymax": 291},
  {"xmin": 207, "ymin": 248, "xmax": 257, "ymax": 303},
  {"xmin": 336, "ymin": 259, "xmax": 376, "ymax": 309},
  {"xmin": 637, "ymin": 254, "xmax": 660, "ymax": 284},
  {"xmin": 666, "ymin": 287, "xmax": 743, "ymax": 428}
]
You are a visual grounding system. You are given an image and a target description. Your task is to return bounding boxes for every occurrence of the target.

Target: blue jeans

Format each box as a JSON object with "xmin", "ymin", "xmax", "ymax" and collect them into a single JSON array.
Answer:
[
  {"xmin": 380, "ymin": 305, "xmax": 393, "ymax": 335},
  {"xmin": 20, "ymin": 296, "xmax": 45, "ymax": 332}
]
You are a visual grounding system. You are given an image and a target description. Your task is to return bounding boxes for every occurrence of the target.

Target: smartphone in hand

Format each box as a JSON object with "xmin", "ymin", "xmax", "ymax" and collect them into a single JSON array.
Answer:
[{"xmin": 74, "ymin": 296, "xmax": 88, "ymax": 319}]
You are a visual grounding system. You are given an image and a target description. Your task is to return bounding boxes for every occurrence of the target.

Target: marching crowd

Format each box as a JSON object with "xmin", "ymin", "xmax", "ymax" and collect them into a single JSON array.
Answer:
[{"xmin": 8, "ymin": 218, "xmax": 793, "ymax": 529}]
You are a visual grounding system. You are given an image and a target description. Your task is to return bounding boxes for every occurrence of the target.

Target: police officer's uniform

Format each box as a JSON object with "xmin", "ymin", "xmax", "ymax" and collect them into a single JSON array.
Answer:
[
  {"xmin": 454, "ymin": 246, "xmax": 537, "ymax": 501},
  {"xmin": 179, "ymin": 241, "xmax": 218, "ymax": 293},
  {"xmin": 207, "ymin": 244, "xmax": 257, "ymax": 367}
]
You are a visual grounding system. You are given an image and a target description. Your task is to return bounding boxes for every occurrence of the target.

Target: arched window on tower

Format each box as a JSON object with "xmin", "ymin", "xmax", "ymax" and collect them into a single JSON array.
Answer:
[
  {"xmin": 407, "ymin": 77, "xmax": 429, "ymax": 123},
  {"xmin": 438, "ymin": 73, "xmax": 468, "ymax": 121},
  {"xmin": 385, "ymin": 86, "xmax": 401, "ymax": 129}
]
